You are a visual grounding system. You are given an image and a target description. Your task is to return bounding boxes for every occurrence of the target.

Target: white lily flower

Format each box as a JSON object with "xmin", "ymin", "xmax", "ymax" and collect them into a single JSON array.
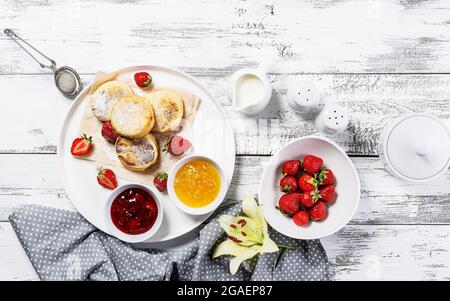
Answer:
[{"xmin": 213, "ymin": 194, "xmax": 279, "ymax": 275}]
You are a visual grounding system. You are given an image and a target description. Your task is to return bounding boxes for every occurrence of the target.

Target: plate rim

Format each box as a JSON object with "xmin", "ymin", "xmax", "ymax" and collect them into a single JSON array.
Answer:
[{"xmin": 57, "ymin": 64, "xmax": 236, "ymax": 243}]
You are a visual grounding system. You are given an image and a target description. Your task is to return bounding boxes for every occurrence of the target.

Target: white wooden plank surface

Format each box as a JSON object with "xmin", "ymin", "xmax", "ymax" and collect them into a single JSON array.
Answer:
[
  {"xmin": 0, "ymin": 223, "xmax": 38, "ymax": 281},
  {"xmin": 1, "ymin": 0, "xmax": 450, "ymax": 74},
  {"xmin": 324, "ymin": 225, "xmax": 450, "ymax": 280},
  {"xmin": 1, "ymin": 0, "xmax": 450, "ymax": 281},
  {"xmin": 1, "ymin": 73, "xmax": 450, "ymax": 155}
]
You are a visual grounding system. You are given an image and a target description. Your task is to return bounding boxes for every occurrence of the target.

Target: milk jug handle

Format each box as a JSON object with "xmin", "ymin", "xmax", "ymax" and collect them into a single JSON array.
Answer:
[{"xmin": 257, "ymin": 55, "xmax": 273, "ymax": 74}]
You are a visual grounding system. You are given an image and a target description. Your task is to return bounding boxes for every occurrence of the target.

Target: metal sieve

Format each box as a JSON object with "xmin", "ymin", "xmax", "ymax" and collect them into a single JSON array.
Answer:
[{"xmin": 4, "ymin": 28, "xmax": 82, "ymax": 99}]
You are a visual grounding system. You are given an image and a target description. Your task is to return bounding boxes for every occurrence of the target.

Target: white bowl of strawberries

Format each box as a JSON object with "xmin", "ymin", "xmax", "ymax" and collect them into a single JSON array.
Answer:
[{"xmin": 259, "ymin": 136, "xmax": 360, "ymax": 240}]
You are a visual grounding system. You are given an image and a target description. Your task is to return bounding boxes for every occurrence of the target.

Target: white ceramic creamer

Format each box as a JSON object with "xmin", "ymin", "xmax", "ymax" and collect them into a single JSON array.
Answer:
[
  {"xmin": 227, "ymin": 60, "xmax": 273, "ymax": 115},
  {"xmin": 234, "ymin": 74, "xmax": 266, "ymax": 110},
  {"xmin": 379, "ymin": 113, "xmax": 450, "ymax": 182}
]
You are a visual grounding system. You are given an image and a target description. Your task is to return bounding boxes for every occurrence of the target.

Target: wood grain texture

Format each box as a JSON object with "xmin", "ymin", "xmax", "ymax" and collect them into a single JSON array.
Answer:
[
  {"xmin": 0, "ymin": 223, "xmax": 38, "ymax": 281},
  {"xmin": 322, "ymin": 225, "xmax": 450, "ymax": 280},
  {"xmin": 1, "ymin": 0, "xmax": 450, "ymax": 74},
  {"xmin": 1, "ymin": 73, "xmax": 450, "ymax": 155},
  {"xmin": 1, "ymin": 154, "xmax": 450, "ymax": 225},
  {"xmin": 1, "ymin": 222, "xmax": 449, "ymax": 281},
  {"xmin": 1, "ymin": 0, "xmax": 450, "ymax": 281}
]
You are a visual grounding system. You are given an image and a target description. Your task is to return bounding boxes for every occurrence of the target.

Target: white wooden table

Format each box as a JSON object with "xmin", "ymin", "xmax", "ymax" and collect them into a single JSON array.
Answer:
[{"xmin": 1, "ymin": 0, "xmax": 450, "ymax": 281}]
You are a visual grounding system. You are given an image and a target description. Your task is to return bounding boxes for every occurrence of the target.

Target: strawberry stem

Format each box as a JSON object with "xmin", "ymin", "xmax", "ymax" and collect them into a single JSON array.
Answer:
[
  {"xmin": 162, "ymin": 138, "xmax": 171, "ymax": 153},
  {"xmin": 155, "ymin": 172, "xmax": 168, "ymax": 180},
  {"xmin": 82, "ymin": 133, "xmax": 93, "ymax": 143}
]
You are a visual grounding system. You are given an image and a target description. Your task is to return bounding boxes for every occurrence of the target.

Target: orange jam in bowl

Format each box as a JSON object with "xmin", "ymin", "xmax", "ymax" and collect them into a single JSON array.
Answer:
[{"xmin": 173, "ymin": 159, "xmax": 221, "ymax": 208}]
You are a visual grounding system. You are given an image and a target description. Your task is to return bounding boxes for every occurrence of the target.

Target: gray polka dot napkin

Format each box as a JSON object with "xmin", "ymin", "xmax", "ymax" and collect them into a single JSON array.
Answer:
[{"xmin": 9, "ymin": 204, "xmax": 330, "ymax": 281}]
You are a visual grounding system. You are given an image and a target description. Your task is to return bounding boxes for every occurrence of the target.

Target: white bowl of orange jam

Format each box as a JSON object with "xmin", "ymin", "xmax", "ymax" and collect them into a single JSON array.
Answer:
[{"xmin": 168, "ymin": 155, "xmax": 227, "ymax": 215}]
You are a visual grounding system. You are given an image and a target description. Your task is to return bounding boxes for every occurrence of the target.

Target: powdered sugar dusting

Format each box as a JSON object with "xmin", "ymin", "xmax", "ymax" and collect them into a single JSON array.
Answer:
[
  {"xmin": 116, "ymin": 137, "xmax": 155, "ymax": 165},
  {"xmin": 91, "ymin": 87, "xmax": 131, "ymax": 121},
  {"xmin": 112, "ymin": 101, "xmax": 149, "ymax": 132}
]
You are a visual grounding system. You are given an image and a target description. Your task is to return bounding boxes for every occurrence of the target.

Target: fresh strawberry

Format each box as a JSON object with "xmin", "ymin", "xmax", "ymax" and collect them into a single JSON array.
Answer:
[
  {"xmin": 319, "ymin": 185, "xmax": 335, "ymax": 204},
  {"xmin": 101, "ymin": 121, "xmax": 119, "ymax": 143},
  {"xmin": 300, "ymin": 190, "xmax": 321, "ymax": 207},
  {"xmin": 97, "ymin": 168, "xmax": 118, "ymax": 190},
  {"xmin": 277, "ymin": 193, "xmax": 301, "ymax": 215},
  {"xmin": 309, "ymin": 201, "xmax": 327, "ymax": 221},
  {"xmin": 303, "ymin": 155, "xmax": 323, "ymax": 175},
  {"xmin": 318, "ymin": 168, "xmax": 334, "ymax": 186},
  {"xmin": 298, "ymin": 174, "xmax": 317, "ymax": 192},
  {"xmin": 279, "ymin": 175, "xmax": 298, "ymax": 193},
  {"xmin": 134, "ymin": 72, "xmax": 152, "ymax": 88},
  {"xmin": 282, "ymin": 160, "xmax": 301, "ymax": 176},
  {"xmin": 163, "ymin": 135, "xmax": 192, "ymax": 156},
  {"xmin": 153, "ymin": 172, "xmax": 168, "ymax": 192},
  {"xmin": 71, "ymin": 134, "xmax": 93, "ymax": 157},
  {"xmin": 293, "ymin": 211, "xmax": 310, "ymax": 226}
]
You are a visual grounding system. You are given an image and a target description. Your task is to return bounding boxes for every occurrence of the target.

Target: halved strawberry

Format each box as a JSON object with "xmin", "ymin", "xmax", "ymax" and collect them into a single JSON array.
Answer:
[
  {"xmin": 71, "ymin": 134, "xmax": 93, "ymax": 157},
  {"xmin": 163, "ymin": 135, "xmax": 192, "ymax": 156},
  {"xmin": 97, "ymin": 168, "xmax": 118, "ymax": 190}
]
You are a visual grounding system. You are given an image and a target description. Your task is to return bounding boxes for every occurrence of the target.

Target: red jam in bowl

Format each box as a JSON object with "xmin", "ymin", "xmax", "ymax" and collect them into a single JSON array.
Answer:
[{"xmin": 110, "ymin": 188, "xmax": 158, "ymax": 235}]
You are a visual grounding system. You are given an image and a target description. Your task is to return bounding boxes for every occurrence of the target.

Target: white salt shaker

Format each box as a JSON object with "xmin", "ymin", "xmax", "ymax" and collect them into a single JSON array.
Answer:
[
  {"xmin": 287, "ymin": 80, "xmax": 323, "ymax": 114},
  {"xmin": 315, "ymin": 104, "xmax": 349, "ymax": 135}
]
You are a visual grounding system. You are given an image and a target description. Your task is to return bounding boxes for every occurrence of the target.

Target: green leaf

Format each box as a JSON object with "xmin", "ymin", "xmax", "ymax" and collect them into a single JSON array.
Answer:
[
  {"xmin": 275, "ymin": 206, "xmax": 293, "ymax": 217},
  {"xmin": 273, "ymin": 248, "xmax": 288, "ymax": 271}
]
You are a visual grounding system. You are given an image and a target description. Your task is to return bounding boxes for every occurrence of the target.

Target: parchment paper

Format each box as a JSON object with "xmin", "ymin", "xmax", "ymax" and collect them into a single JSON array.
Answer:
[{"xmin": 77, "ymin": 71, "xmax": 200, "ymax": 186}]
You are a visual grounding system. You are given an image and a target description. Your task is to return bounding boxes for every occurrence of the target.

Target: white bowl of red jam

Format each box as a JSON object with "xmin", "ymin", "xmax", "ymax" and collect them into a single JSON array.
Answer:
[
  {"xmin": 104, "ymin": 184, "xmax": 163, "ymax": 243},
  {"xmin": 168, "ymin": 155, "xmax": 227, "ymax": 215}
]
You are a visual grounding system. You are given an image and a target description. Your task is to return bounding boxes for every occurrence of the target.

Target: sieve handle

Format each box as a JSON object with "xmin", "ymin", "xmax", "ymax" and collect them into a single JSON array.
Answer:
[{"xmin": 4, "ymin": 28, "xmax": 56, "ymax": 71}]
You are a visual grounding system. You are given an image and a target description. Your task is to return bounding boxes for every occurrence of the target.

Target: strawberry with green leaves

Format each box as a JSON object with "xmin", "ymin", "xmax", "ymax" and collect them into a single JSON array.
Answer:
[
  {"xmin": 134, "ymin": 72, "xmax": 152, "ymax": 88},
  {"xmin": 317, "ymin": 168, "xmax": 334, "ymax": 186},
  {"xmin": 300, "ymin": 190, "xmax": 321, "ymax": 207},
  {"xmin": 279, "ymin": 175, "xmax": 298, "ymax": 193},
  {"xmin": 153, "ymin": 172, "xmax": 168, "ymax": 192},
  {"xmin": 298, "ymin": 174, "xmax": 317, "ymax": 192}
]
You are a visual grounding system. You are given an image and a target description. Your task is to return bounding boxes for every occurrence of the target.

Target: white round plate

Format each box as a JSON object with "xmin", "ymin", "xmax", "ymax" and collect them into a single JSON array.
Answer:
[
  {"xmin": 57, "ymin": 66, "xmax": 235, "ymax": 243},
  {"xmin": 259, "ymin": 136, "xmax": 360, "ymax": 240}
]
